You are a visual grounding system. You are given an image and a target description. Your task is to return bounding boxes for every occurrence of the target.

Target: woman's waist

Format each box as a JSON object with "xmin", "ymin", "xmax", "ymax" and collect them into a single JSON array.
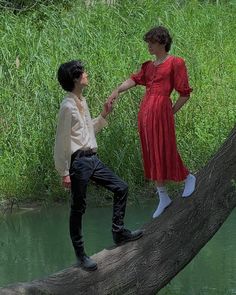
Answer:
[
  {"xmin": 140, "ymin": 95, "xmax": 172, "ymax": 109},
  {"xmin": 145, "ymin": 86, "xmax": 170, "ymax": 96}
]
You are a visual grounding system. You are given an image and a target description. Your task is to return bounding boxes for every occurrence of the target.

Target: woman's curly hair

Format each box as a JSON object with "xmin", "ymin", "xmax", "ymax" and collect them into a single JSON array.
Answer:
[{"xmin": 143, "ymin": 26, "xmax": 172, "ymax": 52}]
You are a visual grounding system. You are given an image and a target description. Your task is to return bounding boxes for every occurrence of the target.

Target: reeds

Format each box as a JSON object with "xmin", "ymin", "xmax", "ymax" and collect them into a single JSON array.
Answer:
[{"xmin": 0, "ymin": 0, "xmax": 235, "ymax": 201}]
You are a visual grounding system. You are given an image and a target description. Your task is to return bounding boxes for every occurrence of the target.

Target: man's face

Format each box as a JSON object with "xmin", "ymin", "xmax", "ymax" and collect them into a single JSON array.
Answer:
[{"xmin": 80, "ymin": 72, "xmax": 89, "ymax": 87}]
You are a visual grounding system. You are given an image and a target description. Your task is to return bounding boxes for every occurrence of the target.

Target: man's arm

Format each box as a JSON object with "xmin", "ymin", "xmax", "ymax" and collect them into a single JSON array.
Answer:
[
  {"xmin": 92, "ymin": 100, "xmax": 113, "ymax": 133},
  {"xmin": 54, "ymin": 105, "xmax": 72, "ymax": 188}
]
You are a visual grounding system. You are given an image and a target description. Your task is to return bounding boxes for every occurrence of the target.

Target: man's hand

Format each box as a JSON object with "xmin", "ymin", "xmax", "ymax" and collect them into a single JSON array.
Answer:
[
  {"xmin": 101, "ymin": 100, "xmax": 113, "ymax": 118},
  {"xmin": 62, "ymin": 175, "xmax": 71, "ymax": 189}
]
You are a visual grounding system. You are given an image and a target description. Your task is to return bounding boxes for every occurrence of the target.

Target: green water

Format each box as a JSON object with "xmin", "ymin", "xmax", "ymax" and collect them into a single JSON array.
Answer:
[{"xmin": 0, "ymin": 201, "xmax": 235, "ymax": 294}]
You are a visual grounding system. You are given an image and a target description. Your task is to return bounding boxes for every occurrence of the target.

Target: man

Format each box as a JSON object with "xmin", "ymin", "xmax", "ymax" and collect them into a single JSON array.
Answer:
[{"xmin": 54, "ymin": 60, "xmax": 143, "ymax": 271}]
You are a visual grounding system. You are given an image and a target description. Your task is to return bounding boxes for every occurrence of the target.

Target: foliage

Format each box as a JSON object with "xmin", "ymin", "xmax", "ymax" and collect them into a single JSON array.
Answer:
[{"xmin": 0, "ymin": 0, "xmax": 235, "ymax": 201}]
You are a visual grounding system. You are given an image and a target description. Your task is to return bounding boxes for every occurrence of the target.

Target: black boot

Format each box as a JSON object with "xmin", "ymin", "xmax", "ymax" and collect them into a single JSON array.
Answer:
[
  {"xmin": 111, "ymin": 184, "xmax": 143, "ymax": 245},
  {"xmin": 112, "ymin": 228, "xmax": 143, "ymax": 245},
  {"xmin": 76, "ymin": 250, "xmax": 97, "ymax": 271},
  {"xmin": 70, "ymin": 210, "xmax": 97, "ymax": 271}
]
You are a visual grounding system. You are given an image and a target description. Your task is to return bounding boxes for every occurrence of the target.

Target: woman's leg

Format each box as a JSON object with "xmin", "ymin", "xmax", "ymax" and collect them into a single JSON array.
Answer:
[
  {"xmin": 153, "ymin": 181, "xmax": 172, "ymax": 218},
  {"xmin": 182, "ymin": 174, "xmax": 196, "ymax": 197}
]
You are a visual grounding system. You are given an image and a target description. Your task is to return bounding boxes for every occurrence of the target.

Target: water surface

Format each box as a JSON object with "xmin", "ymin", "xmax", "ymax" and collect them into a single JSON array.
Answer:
[{"xmin": 0, "ymin": 201, "xmax": 235, "ymax": 294}]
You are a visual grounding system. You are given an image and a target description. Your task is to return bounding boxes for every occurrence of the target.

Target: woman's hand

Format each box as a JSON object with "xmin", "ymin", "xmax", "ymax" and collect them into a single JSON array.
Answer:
[
  {"xmin": 108, "ymin": 89, "xmax": 119, "ymax": 104},
  {"xmin": 62, "ymin": 175, "xmax": 71, "ymax": 189},
  {"xmin": 107, "ymin": 79, "xmax": 136, "ymax": 104}
]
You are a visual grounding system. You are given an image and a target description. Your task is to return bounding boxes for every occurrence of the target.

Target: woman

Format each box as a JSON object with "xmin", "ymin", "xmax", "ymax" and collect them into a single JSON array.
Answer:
[{"xmin": 108, "ymin": 26, "xmax": 196, "ymax": 218}]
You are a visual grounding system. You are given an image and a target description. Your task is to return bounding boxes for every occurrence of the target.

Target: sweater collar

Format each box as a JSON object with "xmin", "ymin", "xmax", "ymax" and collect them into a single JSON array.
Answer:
[{"xmin": 67, "ymin": 92, "xmax": 85, "ymax": 102}]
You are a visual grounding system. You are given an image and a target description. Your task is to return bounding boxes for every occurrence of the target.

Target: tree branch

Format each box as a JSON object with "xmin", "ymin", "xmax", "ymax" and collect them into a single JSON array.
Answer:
[{"xmin": 1, "ymin": 125, "xmax": 236, "ymax": 295}]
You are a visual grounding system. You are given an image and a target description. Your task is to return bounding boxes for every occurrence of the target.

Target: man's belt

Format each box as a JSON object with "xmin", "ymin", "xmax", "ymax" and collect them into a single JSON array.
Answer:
[{"xmin": 71, "ymin": 149, "xmax": 96, "ymax": 162}]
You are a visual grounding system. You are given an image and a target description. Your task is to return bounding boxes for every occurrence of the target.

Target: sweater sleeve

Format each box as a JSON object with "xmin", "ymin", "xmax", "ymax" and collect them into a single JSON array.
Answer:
[
  {"xmin": 54, "ymin": 104, "xmax": 72, "ymax": 177},
  {"xmin": 92, "ymin": 114, "xmax": 108, "ymax": 134}
]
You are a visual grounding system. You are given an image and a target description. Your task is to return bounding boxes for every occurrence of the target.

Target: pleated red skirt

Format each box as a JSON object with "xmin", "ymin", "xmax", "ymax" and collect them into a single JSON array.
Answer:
[{"xmin": 138, "ymin": 91, "xmax": 189, "ymax": 182}]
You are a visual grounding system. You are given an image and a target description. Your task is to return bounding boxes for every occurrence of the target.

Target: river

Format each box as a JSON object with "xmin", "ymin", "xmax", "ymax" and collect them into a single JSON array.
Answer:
[{"xmin": 0, "ymin": 200, "xmax": 235, "ymax": 294}]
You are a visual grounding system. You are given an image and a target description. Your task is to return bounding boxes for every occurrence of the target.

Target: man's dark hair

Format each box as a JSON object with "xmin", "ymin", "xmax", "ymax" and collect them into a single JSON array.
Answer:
[
  {"xmin": 143, "ymin": 26, "xmax": 172, "ymax": 52},
  {"xmin": 57, "ymin": 60, "xmax": 84, "ymax": 92}
]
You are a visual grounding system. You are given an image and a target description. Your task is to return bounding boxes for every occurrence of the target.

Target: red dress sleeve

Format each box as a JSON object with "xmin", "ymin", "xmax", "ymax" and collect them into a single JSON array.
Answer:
[
  {"xmin": 173, "ymin": 57, "xmax": 193, "ymax": 96},
  {"xmin": 130, "ymin": 61, "xmax": 150, "ymax": 86}
]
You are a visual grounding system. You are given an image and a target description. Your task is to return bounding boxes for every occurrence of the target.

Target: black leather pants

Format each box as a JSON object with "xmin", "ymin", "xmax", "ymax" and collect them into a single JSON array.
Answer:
[{"xmin": 69, "ymin": 153, "xmax": 128, "ymax": 256}]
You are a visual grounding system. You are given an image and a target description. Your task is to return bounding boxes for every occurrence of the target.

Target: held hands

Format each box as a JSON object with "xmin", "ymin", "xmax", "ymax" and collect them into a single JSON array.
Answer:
[
  {"xmin": 108, "ymin": 89, "xmax": 119, "ymax": 104},
  {"xmin": 101, "ymin": 100, "xmax": 113, "ymax": 118},
  {"xmin": 101, "ymin": 89, "xmax": 119, "ymax": 118},
  {"xmin": 62, "ymin": 175, "xmax": 71, "ymax": 189}
]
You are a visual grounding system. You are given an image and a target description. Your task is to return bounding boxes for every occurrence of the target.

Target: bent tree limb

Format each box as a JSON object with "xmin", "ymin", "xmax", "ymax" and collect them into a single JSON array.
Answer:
[{"xmin": 1, "ymin": 126, "xmax": 236, "ymax": 295}]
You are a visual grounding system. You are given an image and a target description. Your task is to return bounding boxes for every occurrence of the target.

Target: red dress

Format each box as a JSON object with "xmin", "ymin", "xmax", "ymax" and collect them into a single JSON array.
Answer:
[{"xmin": 131, "ymin": 56, "xmax": 192, "ymax": 182}]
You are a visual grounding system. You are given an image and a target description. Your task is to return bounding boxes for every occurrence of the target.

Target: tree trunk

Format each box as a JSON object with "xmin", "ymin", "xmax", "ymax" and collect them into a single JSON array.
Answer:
[{"xmin": 1, "ymin": 126, "xmax": 236, "ymax": 295}]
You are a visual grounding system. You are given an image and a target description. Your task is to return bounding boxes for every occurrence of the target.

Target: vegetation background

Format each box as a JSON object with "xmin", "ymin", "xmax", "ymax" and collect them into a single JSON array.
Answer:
[{"xmin": 0, "ymin": 0, "xmax": 235, "ymax": 204}]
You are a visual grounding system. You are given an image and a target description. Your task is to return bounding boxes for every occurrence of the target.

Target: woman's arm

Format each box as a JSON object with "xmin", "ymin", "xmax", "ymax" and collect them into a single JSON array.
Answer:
[
  {"xmin": 172, "ymin": 96, "xmax": 190, "ymax": 114},
  {"xmin": 108, "ymin": 78, "xmax": 136, "ymax": 103},
  {"xmin": 172, "ymin": 58, "xmax": 192, "ymax": 114}
]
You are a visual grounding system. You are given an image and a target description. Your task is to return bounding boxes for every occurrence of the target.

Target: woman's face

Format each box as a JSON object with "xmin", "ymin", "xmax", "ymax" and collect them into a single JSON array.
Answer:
[{"xmin": 147, "ymin": 41, "xmax": 165, "ymax": 55}]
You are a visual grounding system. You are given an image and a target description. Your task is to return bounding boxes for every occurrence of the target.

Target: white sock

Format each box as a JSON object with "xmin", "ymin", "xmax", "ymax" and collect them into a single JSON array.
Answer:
[
  {"xmin": 152, "ymin": 187, "xmax": 172, "ymax": 218},
  {"xmin": 182, "ymin": 174, "xmax": 196, "ymax": 197}
]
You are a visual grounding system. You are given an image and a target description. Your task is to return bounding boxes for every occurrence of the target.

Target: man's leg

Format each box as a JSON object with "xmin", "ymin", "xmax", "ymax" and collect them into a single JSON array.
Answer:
[
  {"xmin": 69, "ymin": 178, "xmax": 86, "ymax": 258},
  {"xmin": 91, "ymin": 156, "xmax": 143, "ymax": 244},
  {"xmin": 70, "ymin": 156, "xmax": 97, "ymax": 270}
]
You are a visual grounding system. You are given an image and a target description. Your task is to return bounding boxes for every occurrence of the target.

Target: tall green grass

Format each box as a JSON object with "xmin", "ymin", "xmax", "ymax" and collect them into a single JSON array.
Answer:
[{"xmin": 0, "ymin": 0, "xmax": 235, "ymax": 202}]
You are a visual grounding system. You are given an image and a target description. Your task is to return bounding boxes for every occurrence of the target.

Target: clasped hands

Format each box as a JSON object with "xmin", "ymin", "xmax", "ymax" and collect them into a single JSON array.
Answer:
[{"xmin": 102, "ymin": 89, "xmax": 119, "ymax": 118}]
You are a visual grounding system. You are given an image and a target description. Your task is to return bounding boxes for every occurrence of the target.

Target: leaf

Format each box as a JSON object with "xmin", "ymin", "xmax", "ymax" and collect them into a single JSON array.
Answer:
[{"xmin": 15, "ymin": 56, "xmax": 20, "ymax": 69}]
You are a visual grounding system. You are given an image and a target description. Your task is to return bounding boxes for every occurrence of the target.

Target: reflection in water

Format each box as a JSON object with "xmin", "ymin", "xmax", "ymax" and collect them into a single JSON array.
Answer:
[{"xmin": 0, "ymin": 201, "xmax": 235, "ymax": 295}]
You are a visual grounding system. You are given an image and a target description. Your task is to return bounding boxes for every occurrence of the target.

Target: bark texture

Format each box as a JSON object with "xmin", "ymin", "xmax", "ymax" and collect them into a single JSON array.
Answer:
[{"xmin": 1, "ymin": 126, "xmax": 236, "ymax": 295}]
